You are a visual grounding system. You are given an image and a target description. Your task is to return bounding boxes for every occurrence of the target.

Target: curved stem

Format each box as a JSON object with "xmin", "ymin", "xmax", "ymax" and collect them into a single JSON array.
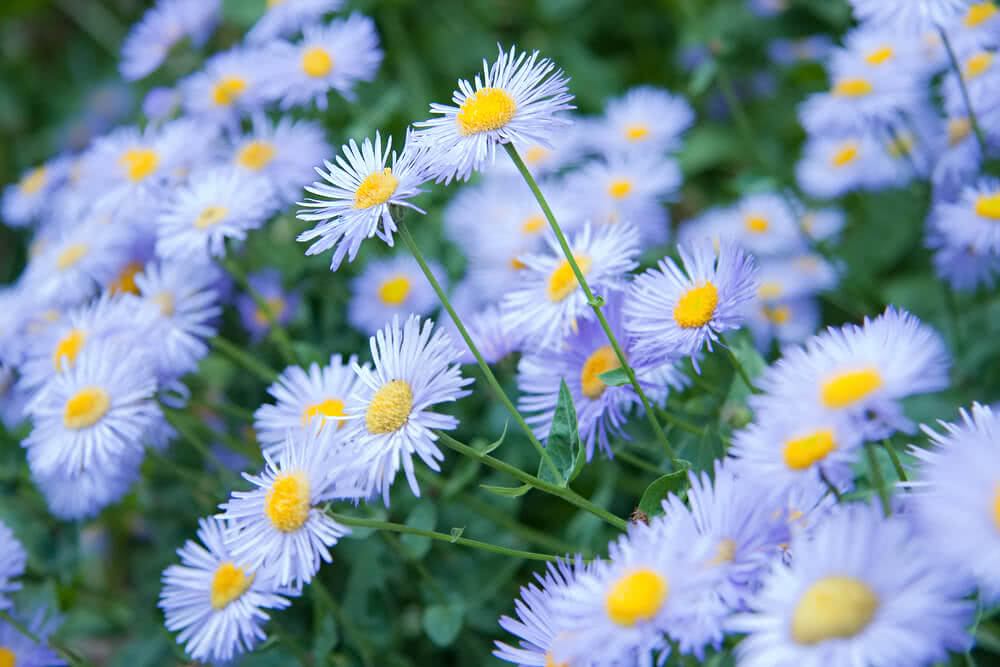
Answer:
[
  {"xmin": 503, "ymin": 143, "xmax": 679, "ymax": 469},
  {"xmin": 218, "ymin": 256, "xmax": 299, "ymax": 367},
  {"xmin": 937, "ymin": 25, "xmax": 988, "ymax": 156},
  {"xmin": 865, "ymin": 442, "xmax": 891, "ymax": 516},
  {"xmin": 396, "ymin": 219, "xmax": 564, "ymax": 484},
  {"xmin": 882, "ymin": 438, "xmax": 908, "ymax": 483},
  {"xmin": 210, "ymin": 337, "xmax": 279, "ymax": 383},
  {"xmin": 818, "ymin": 468, "xmax": 842, "ymax": 502}
]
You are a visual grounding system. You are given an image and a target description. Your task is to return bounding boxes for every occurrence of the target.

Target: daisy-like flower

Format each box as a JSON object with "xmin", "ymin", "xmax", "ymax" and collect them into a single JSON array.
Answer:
[
  {"xmin": 720, "ymin": 192, "xmax": 808, "ymax": 258},
  {"xmin": 341, "ymin": 315, "xmax": 473, "ymax": 504},
  {"xmin": 800, "ymin": 207, "xmax": 845, "ymax": 242},
  {"xmin": 348, "ymin": 254, "xmax": 444, "ymax": 335},
  {"xmin": 624, "ymin": 240, "xmax": 759, "ymax": 370},
  {"xmin": 485, "ymin": 121, "xmax": 587, "ymax": 178},
  {"xmin": 751, "ymin": 307, "xmax": 950, "ymax": 440},
  {"xmin": 246, "ymin": 0, "xmax": 343, "ymax": 44},
  {"xmin": 180, "ymin": 47, "xmax": 273, "ymax": 125},
  {"xmin": 932, "ymin": 116, "xmax": 984, "ymax": 202},
  {"xmin": 746, "ymin": 296, "xmax": 821, "ymax": 353},
  {"xmin": 1, "ymin": 156, "xmax": 70, "ymax": 227},
  {"xmin": 755, "ymin": 254, "xmax": 839, "ymax": 304},
  {"xmin": 33, "ymin": 447, "xmax": 145, "ymax": 520},
  {"xmin": 413, "ymin": 44, "xmax": 575, "ymax": 184},
  {"xmin": 0, "ymin": 606, "xmax": 65, "ymax": 666},
  {"xmin": 22, "ymin": 339, "xmax": 162, "ymax": 479},
  {"xmin": 909, "ymin": 402, "xmax": 1000, "ymax": 600},
  {"xmin": 493, "ymin": 556, "xmax": 590, "ymax": 667},
  {"xmin": 729, "ymin": 501, "xmax": 974, "ymax": 667},
  {"xmin": 951, "ymin": 1, "xmax": 1000, "ymax": 48},
  {"xmin": 119, "ymin": 0, "xmax": 220, "ymax": 81},
  {"xmin": 157, "ymin": 164, "xmax": 278, "ymax": 262},
  {"xmin": 796, "ymin": 131, "xmax": 899, "ymax": 199},
  {"xmin": 232, "ymin": 114, "xmax": 332, "ymax": 203},
  {"xmin": 593, "ymin": 86, "xmax": 695, "ymax": 156},
  {"xmin": 160, "ymin": 517, "xmax": 293, "ymax": 664},
  {"xmin": 0, "ymin": 520, "xmax": 25, "ymax": 610},
  {"xmin": 942, "ymin": 47, "xmax": 1000, "ymax": 119},
  {"xmin": 235, "ymin": 268, "xmax": 300, "ymax": 341},
  {"xmin": 503, "ymin": 222, "xmax": 639, "ymax": 349},
  {"xmin": 252, "ymin": 354, "xmax": 361, "ymax": 459},
  {"xmin": 837, "ymin": 27, "xmax": 928, "ymax": 78},
  {"xmin": 929, "ymin": 235, "xmax": 1000, "ymax": 290},
  {"xmin": 263, "ymin": 14, "xmax": 383, "ymax": 109},
  {"xmin": 848, "ymin": 0, "xmax": 973, "ymax": 32},
  {"xmin": 931, "ymin": 176, "xmax": 1000, "ymax": 254},
  {"xmin": 220, "ymin": 429, "xmax": 356, "ymax": 587},
  {"xmin": 297, "ymin": 130, "xmax": 429, "ymax": 270}
]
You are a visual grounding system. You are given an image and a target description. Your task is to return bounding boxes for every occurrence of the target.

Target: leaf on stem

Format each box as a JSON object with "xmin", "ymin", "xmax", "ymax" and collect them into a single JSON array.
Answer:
[
  {"xmin": 477, "ymin": 421, "xmax": 508, "ymax": 455},
  {"xmin": 479, "ymin": 483, "xmax": 532, "ymax": 498},
  {"xmin": 537, "ymin": 379, "xmax": 583, "ymax": 487},
  {"xmin": 597, "ymin": 367, "xmax": 631, "ymax": 387},
  {"xmin": 637, "ymin": 462, "xmax": 691, "ymax": 517}
]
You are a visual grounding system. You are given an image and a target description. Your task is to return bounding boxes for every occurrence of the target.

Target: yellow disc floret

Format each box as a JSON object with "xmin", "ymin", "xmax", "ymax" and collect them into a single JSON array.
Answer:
[
  {"xmin": 624, "ymin": 123, "xmax": 650, "ymax": 141},
  {"xmin": 212, "ymin": 76, "xmax": 247, "ymax": 107},
  {"xmin": 831, "ymin": 142, "xmax": 860, "ymax": 168},
  {"xmin": 833, "ymin": 77, "xmax": 873, "ymax": 97},
  {"xmin": 791, "ymin": 576, "xmax": 879, "ymax": 644},
  {"xmin": 580, "ymin": 345, "xmax": 622, "ymax": 399},
  {"xmin": 63, "ymin": 386, "xmax": 111, "ymax": 430},
  {"xmin": 949, "ymin": 117, "xmax": 972, "ymax": 146},
  {"xmin": 152, "ymin": 292, "xmax": 175, "ymax": 317},
  {"xmin": 120, "ymin": 148, "xmax": 160, "ymax": 182},
  {"xmin": 56, "ymin": 243, "xmax": 88, "ymax": 270},
  {"xmin": 673, "ymin": 282, "xmax": 718, "ymax": 328},
  {"xmin": 265, "ymin": 472, "xmax": 312, "ymax": 532},
  {"xmin": 605, "ymin": 569, "xmax": 669, "ymax": 626},
  {"xmin": 456, "ymin": 87, "xmax": 517, "ymax": 136},
  {"xmin": 210, "ymin": 562, "xmax": 255, "ymax": 610},
  {"xmin": 820, "ymin": 367, "xmax": 883, "ymax": 409},
  {"xmin": 53, "ymin": 329, "xmax": 86, "ymax": 371},
  {"xmin": 964, "ymin": 51, "xmax": 994, "ymax": 79},
  {"xmin": 608, "ymin": 179, "xmax": 633, "ymax": 199},
  {"xmin": 544, "ymin": 652, "xmax": 567, "ymax": 667},
  {"xmin": 194, "ymin": 205, "xmax": 229, "ymax": 229},
  {"xmin": 302, "ymin": 47, "xmax": 333, "ymax": 77},
  {"xmin": 301, "ymin": 398, "xmax": 345, "ymax": 427},
  {"xmin": 864, "ymin": 46, "xmax": 894, "ymax": 65},
  {"xmin": 974, "ymin": 192, "xmax": 1000, "ymax": 219},
  {"xmin": 365, "ymin": 379, "xmax": 413, "ymax": 434},
  {"xmin": 237, "ymin": 141, "xmax": 277, "ymax": 170},
  {"xmin": 521, "ymin": 215, "xmax": 545, "ymax": 235},
  {"xmin": 0, "ymin": 647, "xmax": 15, "ymax": 667},
  {"xmin": 762, "ymin": 304, "xmax": 791, "ymax": 324},
  {"xmin": 783, "ymin": 429, "xmax": 836, "ymax": 470},
  {"xmin": 706, "ymin": 538, "xmax": 737, "ymax": 566},
  {"xmin": 378, "ymin": 275, "xmax": 411, "ymax": 305},
  {"xmin": 354, "ymin": 168, "xmax": 400, "ymax": 209},
  {"xmin": 744, "ymin": 214, "xmax": 769, "ymax": 233},
  {"xmin": 110, "ymin": 261, "xmax": 143, "ymax": 295},
  {"xmin": 547, "ymin": 253, "xmax": 592, "ymax": 302},
  {"xmin": 965, "ymin": 2, "xmax": 999, "ymax": 27},
  {"xmin": 20, "ymin": 166, "xmax": 47, "ymax": 194}
]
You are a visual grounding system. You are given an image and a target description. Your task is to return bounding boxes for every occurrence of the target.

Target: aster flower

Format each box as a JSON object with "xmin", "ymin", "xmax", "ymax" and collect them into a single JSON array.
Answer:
[
  {"xmin": 942, "ymin": 47, "xmax": 1000, "ymax": 120},
  {"xmin": 341, "ymin": 315, "xmax": 473, "ymax": 504},
  {"xmin": 746, "ymin": 296, "xmax": 821, "ymax": 353},
  {"xmin": 624, "ymin": 240, "xmax": 759, "ymax": 370},
  {"xmin": 180, "ymin": 47, "xmax": 273, "ymax": 125},
  {"xmin": 799, "ymin": 207, "xmax": 846, "ymax": 242},
  {"xmin": 0, "ymin": 520, "xmax": 25, "ymax": 611},
  {"xmin": 297, "ymin": 130, "xmax": 429, "ymax": 270},
  {"xmin": 252, "ymin": 354, "xmax": 362, "ymax": 459},
  {"xmin": 157, "ymin": 164, "xmax": 278, "ymax": 262},
  {"xmin": 160, "ymin": 517, "xmax": 293, "ymax": 664},
  {"xmin": 413, "ymin": 44, "xmax": 575, "ymax": 184},
  {"xmin": 730, "ymin": 501, "xmax": 974, "ymax": 667},
  {"xmin": 232, "ymin": 113, "xmax": 332, "ymax": 203},
  {"xmin": 796, "ymin": 131, "xmax": 900, "ymax": 199},
  {"xmin": 592, "ymin": 86, "xmax": 695, "ymax": 156},
  {"xmin": 928, "ymin": 235, "xmax": 1000, "ymax": 290},
  {"xmin": 755, "ymin": 254, "xmax": 839, "ymax": 304},
  {"xmin": 0, "ymin": 606, "xmax": 66, "ymax": 666},
  {"xmin": 931, "ymin": 176, "xmax": 1000, "ymax": 254},
  {"xmin": 263, "ymin": 13, "xmax": 383, "ymax": 110},
  {"xmin": 235, "ymin": 268, "xmax": 300, "ymax": 341},
  {"xmin": 1, "ymin": 156, "xmax": 71, "ymax": 227},
  {"xmin": 848, "ymin": 0, "xmax": 973, "ymax": 32},
  {"xmin": 485, "ymin": 122, "xmax": 587, "ymax": 178},
  {"xmin": 950, "ymin": 1, "xmax": 1000, "ymax": 48},
  {"xmin": 932, "ymin": 116, "xmax": 985, "ymax": 201},
  {"xmin": 348, "ymin": 254, "xmax": 444, "ymax": 335},
  {"xmin": 119, "ymin": 0, "xmax": 220, "ymax": 81},
  {"xmin": 503, "ymin": 222, "xmax": 639, "ymax": 349},
  {"xmin": 246, "ymin": 0, "xmax": 343, "ymax": 44},
  {"xmin": 723, "ymin": 192, "xmax": 808, "ymax": 258}
]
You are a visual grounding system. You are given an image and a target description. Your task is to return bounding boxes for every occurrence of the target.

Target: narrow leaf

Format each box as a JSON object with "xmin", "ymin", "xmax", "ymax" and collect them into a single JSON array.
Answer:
[
  {"xmin": 637, "ymin": 462, "xmax": 692, "ymax": 517},
  {"xmin": 537, "ymin": 379, "xmax": 582, "ymax": 487},
  {"xmin": 479, "ymin": 483, "xmax": 532, "ymax": 498},
  {"xmin": 689, "ymin": 59, "xmax": 718, "ymax": 96},
  {"xmin": 478, "ymin": 421, "xmax": 508, "ymax": 455},
  {"xmin": 597, "ymin": 367, "xmax": 630, "ymax": 387}
]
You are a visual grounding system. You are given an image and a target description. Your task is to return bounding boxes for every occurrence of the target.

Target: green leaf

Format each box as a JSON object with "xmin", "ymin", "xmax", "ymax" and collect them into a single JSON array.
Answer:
[
  {"xmin": 537, "ymin": 379, "xmax": 582, "ymax": 487},
  {"xmin": 311, "ymin": 613, "xmax": 339, "ymax": 662},
  {"xmin": 479, "ymin": 483, "xmax": 532, "ymax": 497},
  {"xmin": 400, "ymin": 501, "xmax": 436, "ymax": 559},
  {"xmin": 597, "ymin": 367, "xmax": 630, "ymax": 387},
  {"xmin": 477, "ymin": 421, "xmax": 508, "ymax": 455},
  {"xmin": 637, "ymin": 463, "xmax": 691, "ymax": 517},
  {"xmin": 422, "ymin": 601, "xmax": 465, "ymax": 647},
  {"xmin": 689, "ymin": 59, "xmax": 718, "ymax": 97}
]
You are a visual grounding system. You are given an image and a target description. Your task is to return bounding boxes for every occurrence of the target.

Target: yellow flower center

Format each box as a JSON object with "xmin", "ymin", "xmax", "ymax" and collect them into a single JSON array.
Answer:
[
  {"xmin": 673, "ymin": 282, "xmax": 718, "ymax": 328},
  {"xmin": 521, "ymin": 215, "xmax": 545, "ymax": 235},
  {"xmin": 964, "ymin": 51, "xmax": 994, "ymax": 79},
  {"xmin": 301, "ymin": 398, "xmax": 345, "ymax": 427},
  {"xmin": 608, "ymin": 179, "xmax": 633, "ymax": 199},
  {"xmin": 820, "ymin": 368, "xmax": 883, "ymax": 409},
  {"xmin": 524, "ymin": 146, "xmax": 550, "ymax": 164},
  {"xmin": 974, "ymin": 192, "xmax": 1000, "ymax": 219},
  {"xmin": 0, "ymin": 647, "xmax": 15, "ymax": 667},
  {"xmin": 194, "ymin": 205, "xmax": 229, "ymax": 229},
  {"xmin": 605, "ymin": 569, "xmax": 669, "ymax": 626},
  {"xmin": 783, "ymin": 429, "xmax": 836, "ymax": 470},
  {"xmin": 120, "ymin": 148, "xmax": 160, "ymax": 182},
  {"xmin": 110, "ymin": 261, "xmax": 143, "ymax": 295},
  {"xmin": 706, "ymin": 538, "xmax": 737, "ymax": 566},
  {"xmin": 152, "ymin": 291, "xmax": 175, "ymax": 317},
  {"xmin": 56, "ymin": 243, "xmax": 88, "ymax": 270},
  {"xmin": 791, "ymin": 576, "xmax": 879, "ymax": 644},
  {"xmin": 378, "ymin": 275, "xmax": 411, "ymax": 305},
  {"xmin": 833, "ymin": 77, "xmax": 873, "ymax": 97},
  {"xmin": 354, "ymin": 168, "xmax": 400, "ymax": 209},
  {"xmin": 547, "ymin": 253, "xmax": 592, "ymax": 302},
  {"xmin": 265, "ymin": 472, "xmax": 312, "ymax": 532},
  {"xmin": 253, "ymin": 297, "xmax": 287, "ymax": 327},
  {"xmin": 580, "ymin": 345, "xmax": 621, "ymax": 399},
  {"xmin": 237, "ymin": 141, "xmax": 277, "ymax": 170},
  {"xmin": 624, "ymin": 123, "xmax": 650, "ymax": 141},
  {"xmin": 456, "ymin": 87, "xmax": 517, "ymax": 136},
  {"xmin": 20, "ymin": 166, "xmax": 46, "ymax": 194},
  {"xmin": 302, "ymin": 46, "xmax": 334, "ymax": 77},
  {"xmin": 210, "ymin": 562, "xmax": 254, "ymax": 610},
  {"xmin": 762, "ymin": 304, "xmax": 790, "ymax": 324},
  {"xmin": 365, "ymin": 379, "xmax": 413, "ymax": 434},
  {"xmin": 965, "ymin": 2, "xmax": 999, "ymax": 27},
  {"xmin": 63, "ymin": 386, "xmax": 111, "ymax": 430},
  {"xmin": 744, "ymin": 214, "xmax": 769, "ymax": 233},
  {"xmin": 831, "ymin": 142, "xmax": 859, "ymax": 167},
  {"xmin": 212, "ymin": 76, "xmax": 247, "ymax": 107},
  {"xmin": 53, "ymin": 329, "xmax": 86, "ymax": 371},
  {"xmin": 949, "ymin": 117, "xmax": 972, "ymax": 145},
  {"xmin": 544, "ymin": 652, "xmax": 567, "ymax": 667},
  {"xmin": 864, "ymin": 45, "xmax": 894, "ymax": 65}
]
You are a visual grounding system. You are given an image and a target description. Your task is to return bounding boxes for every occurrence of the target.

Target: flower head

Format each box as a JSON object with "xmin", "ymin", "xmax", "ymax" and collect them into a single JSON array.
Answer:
[
  {"xmin": 0, "ymin": 606, "xmax": 65, "ymax": 666},
  {"xmin": 119, "ymin": 0, "xmax": 220, "ymax": 81},
  {"xmin": 348, "ymin": 254, "xmax": 444, "ymax": 335},
  {"xmin": 232, "ymin": 113, "xmax": 332, "ymax": 204},
  {"xmin": 246, "ymin": 0, "xmax": 343, "ymax": 44}
]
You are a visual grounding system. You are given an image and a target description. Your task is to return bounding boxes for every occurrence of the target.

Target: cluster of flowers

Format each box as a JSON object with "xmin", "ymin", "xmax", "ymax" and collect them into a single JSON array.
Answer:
[{"xmin": 1, "ymin": 521, "xmax": 64, "ymax": 665}]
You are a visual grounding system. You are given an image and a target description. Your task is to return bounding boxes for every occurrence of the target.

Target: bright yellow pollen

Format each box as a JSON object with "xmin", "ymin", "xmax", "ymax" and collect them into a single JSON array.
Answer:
[
  {"xmin": 524, "ymin": 146, "xmax": 550, "ymax": 164},
  {"xmin": 605, "ymin": 569, "xmax": 669, "ymax": 626},
  {"xmin": 53, "ymin": 329, "xmax": 86, "ymax": 371},
  {"xmin": 56, "ymin": 243, "xmax": 88, "ymax": 270},
  {"xmin": 608, "ymin": 179, "xmax": 633, "ymax": 199},
  {"xmin": 265, "ymin": 472, "xmax": 312, "ymax": 532},
  {"xmin": 580, "ymin": 345, "xmax": 621, "ymax": 399},
  {"xmin": 673, "ymin": 282, "xmax": 718, "ymax": 328},
  {"xmin": 152, "ymin": 292, "xmax": 175, "ymax": 317},
  {"xmin": 212, "ymin": 76, "xmax": 247, "ymax": 107},
  {"xmin": 964, "ymin": 51, "xmax": 994, "ymax": 79},
  {"xmin": 833, "ymin": 77, "xmax": 873, "ymax": 97},
  {"xmin": 974, "ymin": 192, "xmax": 1000, "ymax": 219},
  {"xmin": 864, "ymin": 45, "xmax": 894, "ymax": 65},
  {"xmin": 20, "ymin": 166, "xmax": 46, "ymax": 194},
  {"xmin": 237, "ymin": 141, "xmax": 277, "ymax": 170},
  {"xmin": 624, "ymin": 123, "xmax": 650, "ymax": 141},
  {"xmin": 783, "ymin": 429, "xmax": 836, "ymax": 470},
  {"xmin": 706, "ymin": 538, "xmax": 737, "ymax": 566},
  {"xmin": 301, "ymin": 398, "xmax": 345, "ymax": 427},
  {"xmin": 510, "ymin": 256, "xmax": 528, "ymax": 270},
  {"xmin": 110, "ymin": 261, "xmax": 143, "ymax": 295},
  {"xmin": 301, "ymin": 46, "xmax": 334, "ymax": 77},
  {"xmin": 63, "ymin": 386, "xmax": 111, "ymax": 430},
  {"xmin": 547, "ymin": 253, "xmax": 592, "ymax": 302},
  {"xmin": 965, "ymin": 2, "xmax": 999, "ymax": 27},
  {"xmin": 194, "ymin": 205, "xmax": 229, "ymax": 229},
  {"xmin": 791, "ymin": 576, "xmax": 879, "ymax": 644},
  {"xmin": 354, "ymin": 168, "xmax": 400, "ymax": 209},
  {"xmin": 0, "ymin": 647, "xmax": 15, "ymax": 667},
  {"xmin": 365, "ymin": 379, "xmax": 413, "ymax": 434},
  {"xmin": 762, "ymin": 304, "xmax": 791, "ymax": 324},
  {"xmin": 820, "ymin": 368, "xmax": 883, "ymax": 409},
  {"xmin": 744, "ymin": 214, "xmax": 770, "ymax": 233},
  {"xmin": 887, "ymin": 134, "xmax": 914, "ymax": 158},
  {"xmin": 949, "ymin": 117, "xmax": 972, "ymax": 145},
  {"xmin": 378, "ymin": 275, "xmax": 411, "ymax": 305},
  {"xmin": 210, "ymin": 562, "xmax": 255, "ymax": 610},
  {"xmin": 456, "ymin": 87, "xmax": 517, "ymax": 136},
  {"xmin": 521, "ymin": 215, "xmax": 545, "ymax": 234},
  {"xmin": 120, "ymin": 148, "xmax": 159, "ymax": 182},
  {"xmin": 831, "ymin": 142, "xmax": 860, "ymax": 167},
  {"xmin": 544, "ymin": 652, "xmax": 567, "ymax": 667}
]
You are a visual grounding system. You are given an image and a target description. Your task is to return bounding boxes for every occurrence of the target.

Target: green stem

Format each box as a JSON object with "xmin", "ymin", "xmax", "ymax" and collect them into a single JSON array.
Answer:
[
  {"xmin": 328, "ymin": 511, "xmax": 564, "ymax": 562},
  {"xmin": 865, "ymin": 442, "xmax": 891, "ymax": 516},
  {"xmin": 210, "ymin": 337, "xmax": 279, "ymax": 383},
  {"xmin": 503, "ymin": 143, "xmax": 679, "ymax": 468},
  {"xmin": 207, "ymin": 400, "xmax": 257, "ymax": 421},
  {"xmin": 882, "ymin": 438, "xmax": 908, "ymax": 483},
  {"xmin": 218, "ymin": 256, "xmax": 299, "ymax": 367},
  {"xmin": 610, "ymin": 447, "xmax": 665, "ymax": 476},
  {"xmin": 435, "ymin": 430, "xmax": 628, "ymax": 531},
  {"xmin": 655, "ymin": 408, "xmax": 707, "ymax": 437},
  {"xmin": 396, "ymin": 219, "xmax": 564, "ymax": 484},
  {"xmin": 311, "ymin": 577, "xmax": 374, "ymax": 667},
  {"xmin": 818, "ymin": 468, "xmax": 842, "ymax": 502},
  {"xmin": 722, "ymin": 338, "xmax": 759, "ymax": 393},
  {"xmin": 937, "ymin": 25, "xmax": 988, "ymax": 156},
  {"xmin": 160, "ymin": 405, "xmax": 243, "ymax": 487},
  {"xmin": 0, "ymin": 610, "xmax": 95, "ymax": 667},
  {"xmin": 379, "ymin": 532, "xmax": 447, "ymax": 601},
  {"xmin": 715, "ymin": 63, "xmax": 761, "ymax": 167}
]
